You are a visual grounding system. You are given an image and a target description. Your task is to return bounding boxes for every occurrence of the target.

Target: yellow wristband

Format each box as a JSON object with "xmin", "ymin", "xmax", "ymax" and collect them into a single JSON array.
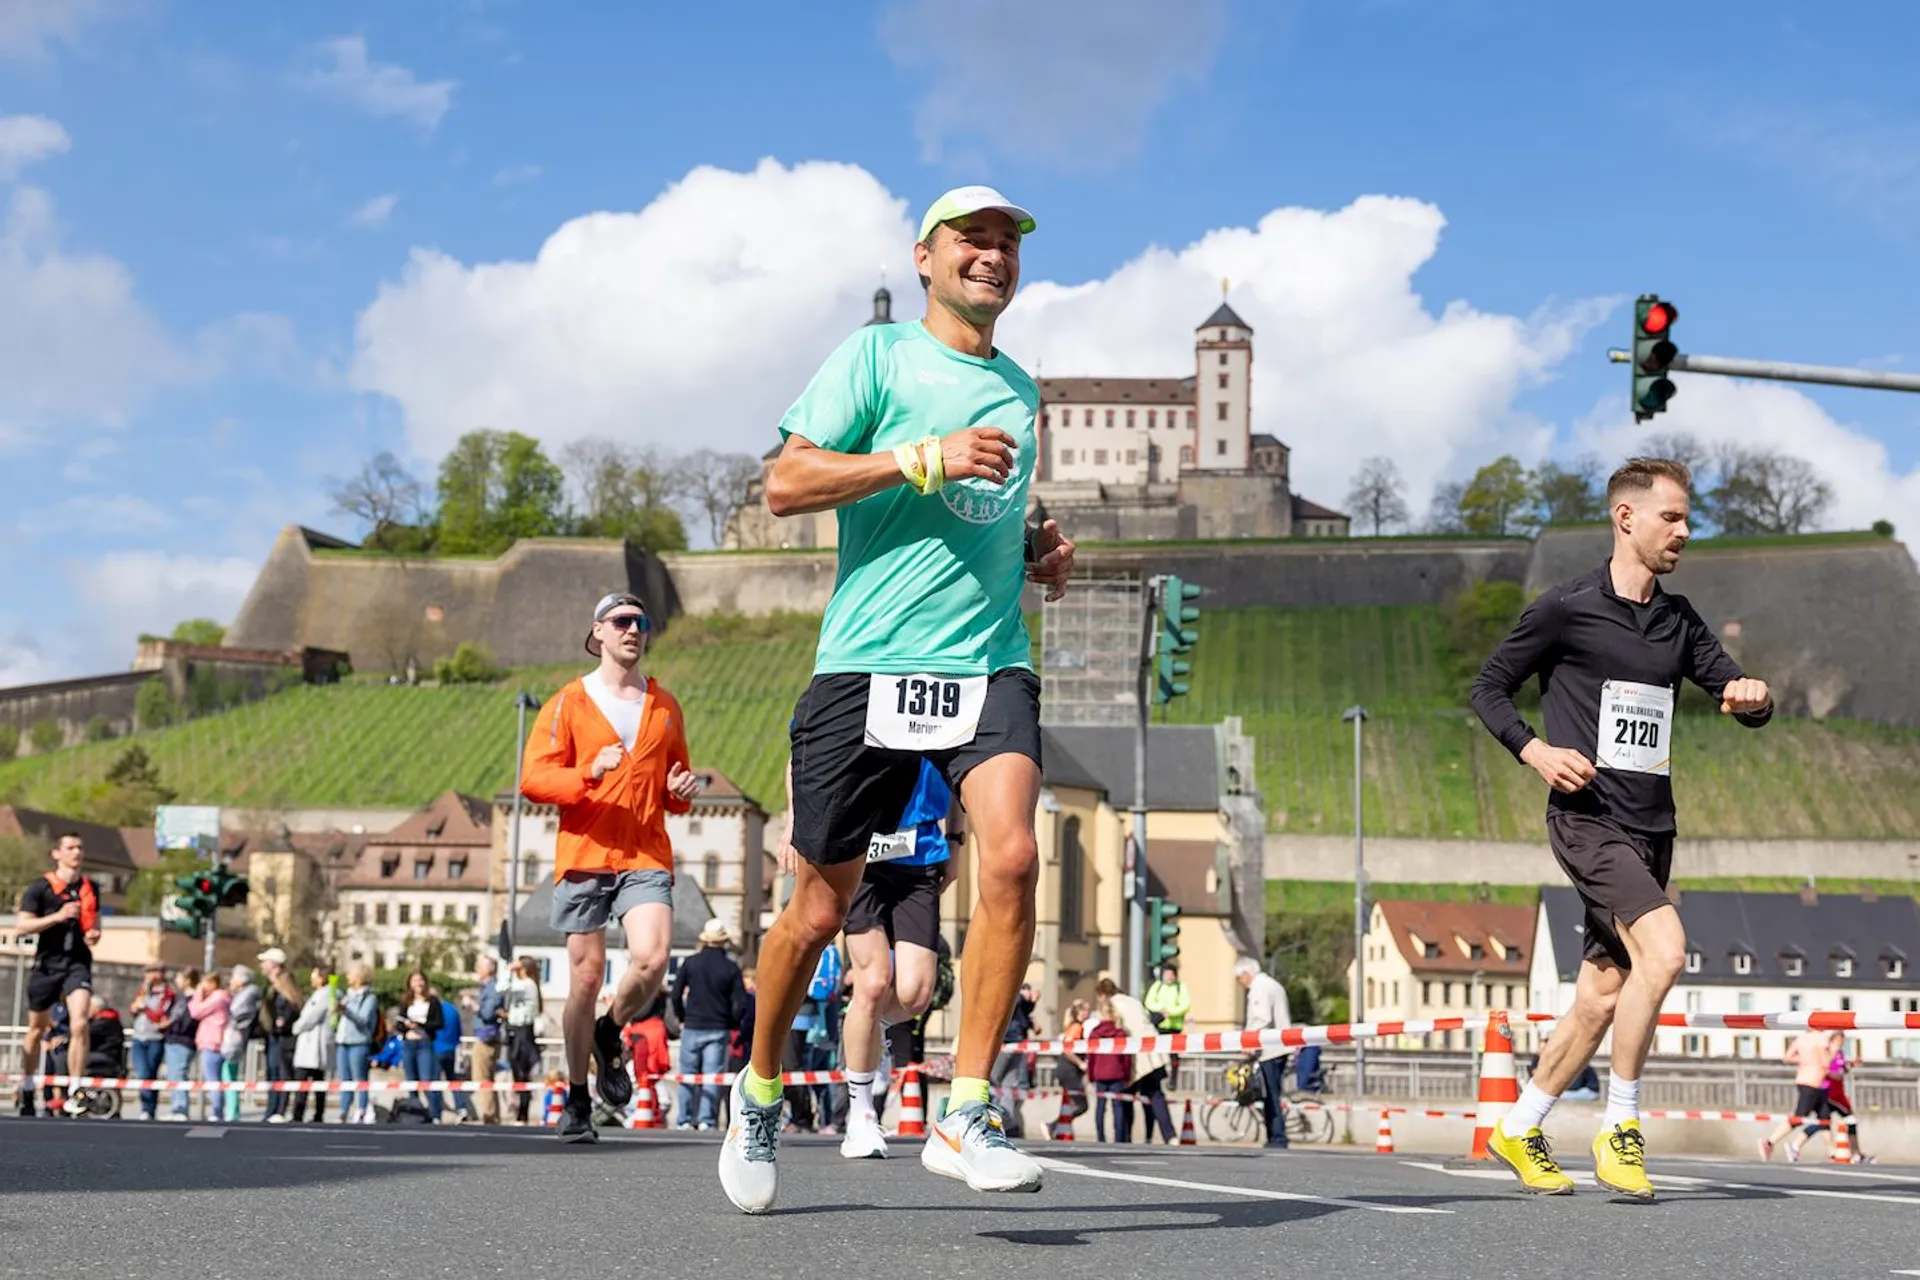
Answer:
[
  {"xmin": 893, "ymin": 442, "xmax": 928, "ymax": 492},
  {"xmin": 919, "ymin": 436, "xmax": 945, "ymax": 494}
]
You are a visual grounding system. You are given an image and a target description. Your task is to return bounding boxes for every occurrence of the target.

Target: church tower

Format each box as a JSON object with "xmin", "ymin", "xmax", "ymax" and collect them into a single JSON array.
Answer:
[{"xmin": 1193, "ymin": 295, "xmax": 1252, "ymax": 471}]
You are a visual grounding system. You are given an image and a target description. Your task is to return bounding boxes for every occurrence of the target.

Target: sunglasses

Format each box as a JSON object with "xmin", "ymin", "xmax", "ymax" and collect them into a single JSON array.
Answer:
[{"xmin": 600, "ymin": 613, "xmax": 649, "ymax": 633}]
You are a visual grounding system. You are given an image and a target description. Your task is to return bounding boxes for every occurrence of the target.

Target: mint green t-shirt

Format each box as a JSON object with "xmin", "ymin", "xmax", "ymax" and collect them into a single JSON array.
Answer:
[{"xmin": 779, "ymin": 321, "xmax": 1039, "ymax": 677}]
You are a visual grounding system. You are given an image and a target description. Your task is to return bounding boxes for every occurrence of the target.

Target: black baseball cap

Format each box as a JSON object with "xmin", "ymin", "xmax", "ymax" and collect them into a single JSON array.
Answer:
[{"xmin": 584, "ymin": 591, "xmax": 649, "ymax": 655}]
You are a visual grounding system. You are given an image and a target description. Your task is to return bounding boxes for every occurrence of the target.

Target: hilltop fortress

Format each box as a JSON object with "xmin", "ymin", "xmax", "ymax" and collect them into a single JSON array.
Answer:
[{"xmin": 222, "ymin": 523, "xmax": 1920, "ymax": 728}]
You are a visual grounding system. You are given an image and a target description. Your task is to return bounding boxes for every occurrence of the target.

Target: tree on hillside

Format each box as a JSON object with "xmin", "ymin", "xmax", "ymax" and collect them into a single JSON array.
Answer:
[
  {"xmin": 1704, "ymin": 444, "xmax": 1834, "ymax": 536},
  {"xmin": 169, "ymin": 619, "xmax": 227, "ymax": 646},
  {"xmin": 135, "ymin": 679, "xmax": 176, "ymax": 731},
  {"xmin": 0, "ymin": 723, "xmax": 17, "ymax": 760},
  {"xmin": 331, "ymin": 452, "xmax": 429, "ymax": 551},
  {"xmin": 1344, "ymin": 457, "xmax": 1411, "ymax": 537},
  {"xmin": 675, "ymin": 449, "xmax": 764, "ymax": 546},
  {"xmin": 1425, "ymin": 481, "xmax": 1467, "ymax": 533},
  {"xmin": 0, "ymin": 831, "xmax": 43, "ymax": 912},
  {"xmin": 65, "ymin": 745, "xmax": 178, "ymax": 828},
  {"xmin": 1458, "ymin": 456, "xmax": 1530, "ymax": 535},
  {"xmin": 560, "ymin": 437, "xmax": 689, "ymax": 551},
  {"xmin": 128, "ymin": 845, "xmax": 203, "ymax": 915},
  {"xmin": 1524, "ymin": 456, "xmax": 1606, "ymax": 531},
  {"xmin": 437, "ymin": 430, "xmax": 566, "ymax": 555}
]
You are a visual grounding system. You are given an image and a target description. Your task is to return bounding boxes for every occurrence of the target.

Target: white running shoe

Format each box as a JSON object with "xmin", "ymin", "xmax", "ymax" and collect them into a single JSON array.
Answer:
[
  {"xmin": 718, "ymin": 1073, "xmax": 784, "ymax": 1215},
  {"xmin": 921, "ymin": 1102, "xmax": 1043, "ymax": 1193},
  {"xmin": 840, "ymin": 1109, "xmax": 889, "ymax": 1160}
]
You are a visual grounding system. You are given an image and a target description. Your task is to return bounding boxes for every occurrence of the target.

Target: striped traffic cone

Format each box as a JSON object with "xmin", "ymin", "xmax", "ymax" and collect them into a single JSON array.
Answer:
[
  {"xmin": 1460, "ymin": 1010, "xmax": 1517, "ymax": 1164},
  {"xmin": 1178, "ymin": 1100, "xmax": 1198, "ymax": 1146},
  {"xmin": 897, "ymin": 1067, "xmax": 927, "ymax": 1139},
  {"xmin": 1375, "ymin": 1109, "xmax": 1396, "ymax": 1154},
  {"xmin": 542, "ymin": 1086, "xmax": 564, "ymax": 1128},
  {"xmin": 628, "ymin": 1073, "xmax": 658, "ymax": 1130},
  {"xmin": 1831, "ymin": 1115, "xmax": 1853, "ymax": 1164}
]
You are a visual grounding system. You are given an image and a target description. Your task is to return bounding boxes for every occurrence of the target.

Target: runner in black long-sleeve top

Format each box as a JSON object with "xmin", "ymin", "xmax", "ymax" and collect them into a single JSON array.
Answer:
[{"xmin": 1469, "ymin": 456, "xmax": 1773, "ymax": 1201}]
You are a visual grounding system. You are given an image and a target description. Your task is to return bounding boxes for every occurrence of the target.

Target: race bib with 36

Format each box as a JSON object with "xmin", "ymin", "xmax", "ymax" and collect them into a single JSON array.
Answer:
[
  {"xmin": 866, "ymin": 829, "xmax": 916, "ymax": 863},
  {"xmin": 1596, "ymin": 679, "xmax": 1673, "ymax": 776},
  {"xmin": 863, "ymin": 673, "xmax": 987, "ymax": 751}
]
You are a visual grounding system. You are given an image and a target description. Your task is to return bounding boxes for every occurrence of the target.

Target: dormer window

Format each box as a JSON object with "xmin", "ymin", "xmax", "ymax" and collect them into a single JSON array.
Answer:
[
  {"xmin": 379, "ymin": 855, "xmax": 399, "ymax": 879},
  {"xmin": 1732, "ymin": 953, "xmax": 1753, "ymax": 976},
  {"xmin": 1685, "ymin": 949, "xmax": 1702, "ymax": 974},
  {"xmin": 1835, "ymin": 956, "xmax": 1854, "ymax": 979},
  {"xmin": 1423, "ymin": 942, "xmax": 1440, "ymax": 959},
  {"xmin": 1886, "ymin": 957, "xmax": 1906, "ymax": 981},
  {"xmin": 1783, "ymin": 956, "xmax": 1804, "ymax": 977}
]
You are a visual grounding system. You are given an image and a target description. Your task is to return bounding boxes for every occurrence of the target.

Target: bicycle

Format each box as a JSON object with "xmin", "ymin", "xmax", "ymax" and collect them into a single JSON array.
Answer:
[{"xmin": 1199, "ymin": 1063, "xmax": 1336, "ymax": 1145}]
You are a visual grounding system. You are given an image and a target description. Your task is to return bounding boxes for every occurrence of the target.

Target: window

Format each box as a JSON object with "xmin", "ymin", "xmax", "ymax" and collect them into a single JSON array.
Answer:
[
  {"xmin": 1392, "ymin": 981, "xmax": 1400, "ymax": 1003},
  {"xmin": 1683, "ymin": 1034, "xmax": 1706, "ymax": 1056},
  {"xmin": 1895, "ymin": 997, "xmax": 1906, "ymax": 1013},
  {"xmin": 1217, "ymin": 329, "xmax": 1227, "ymax": 341},
  {"xmin": 1060, "ymin": 449, "xmax": 1074, "ymax": 464},
  {"xmin": 1218, "ymin": 352, "xmax": 1228, "ymax": 365},
  {"xmin": 379, "ymin": 856, "xmax": 399, "ymax": 879},
  {"xmin": 1840, "ymin": 996, "xmax": 1853, "ymax": 1011},
  {"xmin": 413, "ymin": 859, "xmax": 431, "ymax": 882},
  {"xmin": 1105, "ymin": 410, "xmax": 1115, "ymax": 427},
  {"xmin": 1125, "ymin": 450, "xmax": 1137, "ymax": 465},
  {"xmin": 1148, "ymin": 410, "xmax": 1157, "ymax": 428},
  {"xmin": 466, "ymin": 905, "xmax": 479, "ymax": 925},
  {"xmin": 1421, "ymin": 981, "xmax": 1432, "ymax": 1004},
  {"xmin": 1423, "ymin": 942, "xmax": 1440, "ymax": 959},
  {"xmin": 1179, "ymin": 446, "xmax": 1194, "ymax": 465},
  {"xmin": 1216, "ymin": 401, "xmax": 1229, "ymax": 421},
  {"xmin": 1442, "ymin": 982, "xmax": 1453, "ymax": 1004},
  {"xmin": 1733, "ymin": 953, "xmax": 1752, "ymax": 975},
  {"xmin": 1217, "ymin": 374, "xmax": 1229, "ymax": 389},
  {"xmin": 1835, "ymin": 957, "xmax": 1854, "ymax": 979},
  {"xmin": 1468, "ymin": 943, "xmax": 1486, "ymax": 961},
  {"xmin": 1187, "ymin": 411, "xmax": 1195, "ymax": 429},
  {"xmin": 1041, "ymin": 412, "xmax": 1049, "ymax": 429},
  {"xmin": 1505, "ymin": 984, "xmax": 1517, "ymax": 1006},
  {"xmin": 688, "ymin": 819, "xmax": 703, "ymax": 836},
  {"xmin": 353, "ymin": 903, "xmax": 366, "ymax": 926},
  {"xmin": 1366, "ymin": 978, "xmax": 1376, "ymax": 1006},
  {"xmin": 1737, "ymin": 991, "xmax": 1754, "ymax": 1013},
  {"xmin": 448, "ymin": 858, "xmax": 467, "ymax": 881},
  {"xmin": 375, "ymin": 904, "xmax": 389, "ymax": 925},
  {"xmin": 1734, "ymin": 1034, "xmax": 1759, "ymax": 1058},
  {"xmin": 398, "ymin": 904, "xmax": 411, "ymax": 925},
  {"xmin": 1886, "ymin": 958, "xmax": 1905, "ymax": 980},
  {"xmin": 1789, "ymin": 994, "xmax": 1804, "ymax": 1011},
  {"xmin": 1783, "ymin": 955, "xmax": 1803, "ymax": 977},
  {"xmin": 1060, "ymin": 817, "xmax": 1085, "ymax": 940},
  {"xmin": 1684, "ymin": 991, "xmax": 1701, "ymax": 1012},
  {"xmin": 703, "ymin": 855, "xmax": 720, "ymax": 890},
  {"xmin": 1126, "ymin": 410, "xmax": 1136, "ymax": 428},
  {"xmin": 1093, "ymin": 450, "xmax": 1108, "ymax": 465},
  {"xmin": 522, "ymin": 861, "xmax": 538, "ymax": 886},
  {"xmin": 1685, "ymin": 950, "xmax": 1702, "ymax": 973},
  {"xmin": 1215, "ymin": 438, "xmax": 1227, "ymax": 455}
]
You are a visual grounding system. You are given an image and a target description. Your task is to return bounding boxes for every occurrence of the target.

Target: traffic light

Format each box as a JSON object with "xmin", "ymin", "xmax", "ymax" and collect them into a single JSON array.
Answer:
[
  {"xmin": 1154, "ymin": 576, "xmax": 1202, "ymax": 705},
  {"xmin": 211, "ymin": 867, "xmax": 249, "ymax": 909},
  {"xmin": 164, "ymin": 871, "xmax": 218, "ymax": 937},
  {"xmin": 1146, "ymin": 896, "xmax": 1183, "ymax": 969},
  {"xmin": 1632, "ymin": 294, "xmax": 1679, "ymax": 422}
]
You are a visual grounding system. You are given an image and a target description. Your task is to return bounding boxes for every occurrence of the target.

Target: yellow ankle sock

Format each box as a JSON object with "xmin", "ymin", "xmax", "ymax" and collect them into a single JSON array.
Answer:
[
  {"xmin": 949, "ymin": 1077, "xmax": 990, "ymax": 1109},
  {"xmin": 744, "ymin": 1067, "xmax": 783, "ymax": 1106}
]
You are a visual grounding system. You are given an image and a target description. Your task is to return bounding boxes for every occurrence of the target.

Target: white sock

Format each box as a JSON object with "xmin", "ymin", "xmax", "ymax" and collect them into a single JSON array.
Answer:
[
  {"xmin": 1500, "ymin": 1082, "xmax": 1558, "ymax": 1138},
  {"xmin": 1603, "ymin": 1075, "xmax": 1640, "ymax": 1129},
  {"xmin": 847, "ymin": 1070, "xmax": 876, "ymax": 1118}
]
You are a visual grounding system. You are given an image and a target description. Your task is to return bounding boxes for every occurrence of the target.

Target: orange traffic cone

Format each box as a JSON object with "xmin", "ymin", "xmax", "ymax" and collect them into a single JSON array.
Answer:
[
  {"xmin": 1375, "ymin": 1109, "xmax": 1396, "ymax": 1154},
  {"xmin": 897, "ymin": 1067, "xmax": 927, "ymax": 1139},
  {"xmin": 1831, "ymin": 1114, "xmax": 1853, "ymax": 1164},
  {"xmin": 1178, "ymin": 1099, "xmax": 1198, "ymax": 1146},
  {"xmin": 542, "ymin": 1086, "xmax": 564, "ymax": 1128},
  {"xmin": 1462, "ymin": 1010, "xmax": 1517, "ymax": 1163},
  {"xmin": 628, "ymin": 1073, "xmax": 658, "ymax": 1129}
]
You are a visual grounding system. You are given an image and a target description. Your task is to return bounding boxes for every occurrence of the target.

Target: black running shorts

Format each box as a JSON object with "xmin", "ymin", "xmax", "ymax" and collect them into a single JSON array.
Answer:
[
  {"xmin": 1546, "ymin": 811, "xmax": 1675, "ymax": 969},
  {"xmin": 1793, "ymin": 1084, "xmax": 1832, "ymax": 1124},
  {"xmin": 789, "ymin": 668, "xmax": 1041, "ymax": 867},
  {"xmin": 28, "ymin": 960, "xmax": 92, "ymax": 1013},
  {"xmin": 846, "ymin": 861, "xmax": 947, "ymax": 951}
]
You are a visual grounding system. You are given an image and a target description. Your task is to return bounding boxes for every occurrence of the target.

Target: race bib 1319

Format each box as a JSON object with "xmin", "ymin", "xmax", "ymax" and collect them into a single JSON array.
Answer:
[{"xmin": 863, "ymin": 674, "xmax": 987, "ymax": 752}]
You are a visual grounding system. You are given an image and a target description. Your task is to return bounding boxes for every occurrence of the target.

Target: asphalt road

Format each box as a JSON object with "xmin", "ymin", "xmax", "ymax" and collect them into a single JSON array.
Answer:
[{"xmin": 5, "ymin": 1116, "xmax": 1920, "ymax": 1279}]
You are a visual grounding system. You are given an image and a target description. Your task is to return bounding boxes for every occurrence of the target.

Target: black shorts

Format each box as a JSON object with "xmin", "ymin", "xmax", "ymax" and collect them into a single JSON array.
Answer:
[
  {"xmin": 1546, "ymin": 812, "xmax": 1675, "ymax": 969},
  {"xmin": 28, "ymin": 960, "xmax": 92, "ymax": 1013},
  {"xmin": 789, "ymin": 668, "xmax": 1041, "ymax": 867},
  {"xmin": 845, "ymin": 861, "xmax": 947, "ymax": 951},
  {"xmin": 1793, "ymin": 1084, "xmax": 1833, "ymax": 1123}
]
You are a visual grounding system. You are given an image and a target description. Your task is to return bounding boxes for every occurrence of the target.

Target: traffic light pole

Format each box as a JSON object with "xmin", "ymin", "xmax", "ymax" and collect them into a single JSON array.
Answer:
[
  {"xmin": 1129, "ymin": 576, "xmax": 1158, "ymax": 998},
  {"xmin": 201, "ymin": 842, "xmax": 218, "ymax": 975},
  {"xmin": 1342, "ymin": 705, "xmax": 1368, "ymax": 1097},
  {"xmin": 1608, "ymin": 348, "xmax": 1920, "ymax": 394}
]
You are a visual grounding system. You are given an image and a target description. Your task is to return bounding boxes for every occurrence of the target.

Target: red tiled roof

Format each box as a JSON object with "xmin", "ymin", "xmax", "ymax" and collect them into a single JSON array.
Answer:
[{"xmin": 1377, "ymin": 900, "xmax": 1535, "ymax": 976}]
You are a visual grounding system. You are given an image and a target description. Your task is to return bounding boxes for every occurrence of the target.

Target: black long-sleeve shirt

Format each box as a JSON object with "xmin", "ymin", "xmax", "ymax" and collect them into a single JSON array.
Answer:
[
  {"xmin": 672, "ymin": 946, "xmax": 746, "ymax": 1031},
  {"xmin": 1470, "ymin": 563, "xmax": 1771, "ymax": 833}
]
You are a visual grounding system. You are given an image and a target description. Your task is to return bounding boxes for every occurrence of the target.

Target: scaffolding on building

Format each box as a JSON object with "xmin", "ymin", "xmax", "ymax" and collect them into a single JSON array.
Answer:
[{"xmin": 1039, "ymin": 574, "xmax": 1145, "ymax": 726}]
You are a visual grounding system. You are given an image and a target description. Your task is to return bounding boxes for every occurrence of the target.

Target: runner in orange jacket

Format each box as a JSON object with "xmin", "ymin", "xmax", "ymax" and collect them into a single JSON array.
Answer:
[{"xmin": 521, "ymin": 590, "xmax": 703, "ymax": 1142}]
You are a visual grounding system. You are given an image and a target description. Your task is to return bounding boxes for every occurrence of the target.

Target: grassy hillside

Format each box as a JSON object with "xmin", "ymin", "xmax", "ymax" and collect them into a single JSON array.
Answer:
[{"xmin": 4, "ymin": 604, "xmax": 1919, "ymax": 838}]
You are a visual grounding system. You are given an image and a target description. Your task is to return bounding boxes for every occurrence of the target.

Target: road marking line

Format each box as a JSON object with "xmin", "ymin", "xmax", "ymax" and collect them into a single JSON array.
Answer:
[
  {"xmin": 184, "ymin": 1127, "xmax": 225, "ymax": 1138},
  {"xmin": 1110, "ymin": 1159, "xmax": 1170, "ymax": 1166},
  {"xmin": 1402, "ymin": 1161, "xmax": 1920, "ymax": 1206},
  {"xmin": 1035, "ymin": 1157, "xmax": 1449, "ymax": 1214}
]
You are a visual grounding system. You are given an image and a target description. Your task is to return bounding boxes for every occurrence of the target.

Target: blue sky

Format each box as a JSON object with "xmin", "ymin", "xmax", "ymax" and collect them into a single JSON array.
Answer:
[{"xmin": 3, "ymin": 0, "xmax": 1916, "ymax": 684}]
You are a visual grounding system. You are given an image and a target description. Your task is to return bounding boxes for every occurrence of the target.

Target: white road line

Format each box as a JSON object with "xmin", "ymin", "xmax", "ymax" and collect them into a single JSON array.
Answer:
[
  {"xmin": 1110, "ymin": 1159, "xmax": 1170, "ymax": 1166},
  {"xmin": 183, "ymin": 1127, "xmax": 225, "ymax": 1138},
  {"xmin": 1034, "ymin": 1157, "xmax": 1450, "ymax": 1215},
  {"xmin": 1402, "ymin": 1160, "xmax": 1920, "ymax": 1206},
  {"xmin": 1682, "ymin": 1161, "xmax": 1920, "ymax": 1186}
]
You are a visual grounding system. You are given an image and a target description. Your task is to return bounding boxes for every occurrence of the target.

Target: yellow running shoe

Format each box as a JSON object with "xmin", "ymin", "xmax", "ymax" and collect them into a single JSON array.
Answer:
[
  {"xmin": 1486, "ymin": 1124, "xmax": 1575, "ymax": 1194},
  {"xmin": 1593, "ymin": 1119, "xmax": 1655, "ymax": 1200}
]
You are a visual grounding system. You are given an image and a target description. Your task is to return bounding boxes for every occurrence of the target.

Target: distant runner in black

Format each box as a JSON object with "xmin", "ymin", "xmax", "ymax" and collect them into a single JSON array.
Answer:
[
  {"xmin": 1469, "ymin": 456, "xmax": 1773, "ymax": 1201},
  {"xmin": 14, "ymin": 832, "xmax": 103, "ymax": 1117}
]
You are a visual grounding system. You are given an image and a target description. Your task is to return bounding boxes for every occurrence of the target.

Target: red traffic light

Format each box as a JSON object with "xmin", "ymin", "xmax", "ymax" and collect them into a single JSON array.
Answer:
[
  {"xmin": 196, "ymin": 876, "xmax": 215, "ymax": 893},
  {"xmin": 1642, "ymin": 302, "xmax": 1676, "ymax": 334}
]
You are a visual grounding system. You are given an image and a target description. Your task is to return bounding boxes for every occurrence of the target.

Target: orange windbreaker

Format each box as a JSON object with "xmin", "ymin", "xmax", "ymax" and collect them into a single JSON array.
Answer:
[{"xmin": 520, "ymin": 675, "xmax": 692, "ymax": 878}]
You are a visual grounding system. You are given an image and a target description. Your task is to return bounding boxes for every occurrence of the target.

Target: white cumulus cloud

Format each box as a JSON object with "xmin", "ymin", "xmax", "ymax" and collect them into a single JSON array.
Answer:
[
  {"xmin": 0, "ymin": 114, "xmax": 70, "ymax": 179},
  {"xmin": 880, "ymin": 0, "xmax": 1227, "ymax": 169},
  {"xmin": 68, "ymin": 551, "xmax": 261, "ymax": 642},
  {"xmin": 348, "ymin": 192, "xmax": 398, "ymax": 228},
  {"xmin": 296, "ymin": 36, "xmax": 455, "ymax": 132},
  {"xmin": 0, "ymin": 0, "xmax": 136, "ymax": 62}
]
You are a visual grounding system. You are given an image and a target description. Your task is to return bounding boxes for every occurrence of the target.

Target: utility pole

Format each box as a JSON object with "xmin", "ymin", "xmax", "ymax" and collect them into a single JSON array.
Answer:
[
  {"xmin": 1129, "ymin": 578, "xmax": 1157, "ymax": 997},
  {"xmin": 1342, "ymin": 705, "xmax": 1369, "ymax": 1096},
  {"xmin": 503, "ymin": 691, "xmax": 539, "ymax": 958},
  {"xmin": 201, "ymin": 838, "xmax": 218, "ymax": 976}
]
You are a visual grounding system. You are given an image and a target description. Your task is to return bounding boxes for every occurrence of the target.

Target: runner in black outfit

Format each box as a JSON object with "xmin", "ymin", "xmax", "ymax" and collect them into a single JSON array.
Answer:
[
  {"xmin": 14, "ymin": 832, "xmax": 103, "ymax": 1117},
  {"xmin": 1470, "ymin": 456, "xmax": 1773, "ymax": 1201}
]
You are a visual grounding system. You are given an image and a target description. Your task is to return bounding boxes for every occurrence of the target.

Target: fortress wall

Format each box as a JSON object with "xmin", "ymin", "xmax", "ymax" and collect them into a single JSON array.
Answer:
[{"xmin": 1075, "ymin": 540, "xmax": 1531, "ymax": 607}]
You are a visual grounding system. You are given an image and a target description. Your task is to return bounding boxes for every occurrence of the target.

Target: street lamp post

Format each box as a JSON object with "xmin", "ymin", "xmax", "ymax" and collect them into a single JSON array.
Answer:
[
  {"xmin": 1342, "ymin": 705, "xmax": 1369, "ymax": 1097},
  {"xmin": 503, "ymin": 691, "xmax": 539, "ymax": 958}
]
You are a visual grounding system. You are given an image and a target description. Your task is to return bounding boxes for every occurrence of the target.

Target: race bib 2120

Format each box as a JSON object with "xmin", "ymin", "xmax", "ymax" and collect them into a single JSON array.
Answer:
[{"xmin": 1596, "ymin": 679, "xmax": 1674, "ymax": 776}]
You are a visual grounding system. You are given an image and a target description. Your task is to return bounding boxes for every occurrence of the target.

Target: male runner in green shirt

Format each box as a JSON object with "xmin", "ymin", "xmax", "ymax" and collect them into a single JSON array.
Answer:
[{"xmin": 719, "ymin": 185, "xmax": 1075, "ymax": 1213}]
